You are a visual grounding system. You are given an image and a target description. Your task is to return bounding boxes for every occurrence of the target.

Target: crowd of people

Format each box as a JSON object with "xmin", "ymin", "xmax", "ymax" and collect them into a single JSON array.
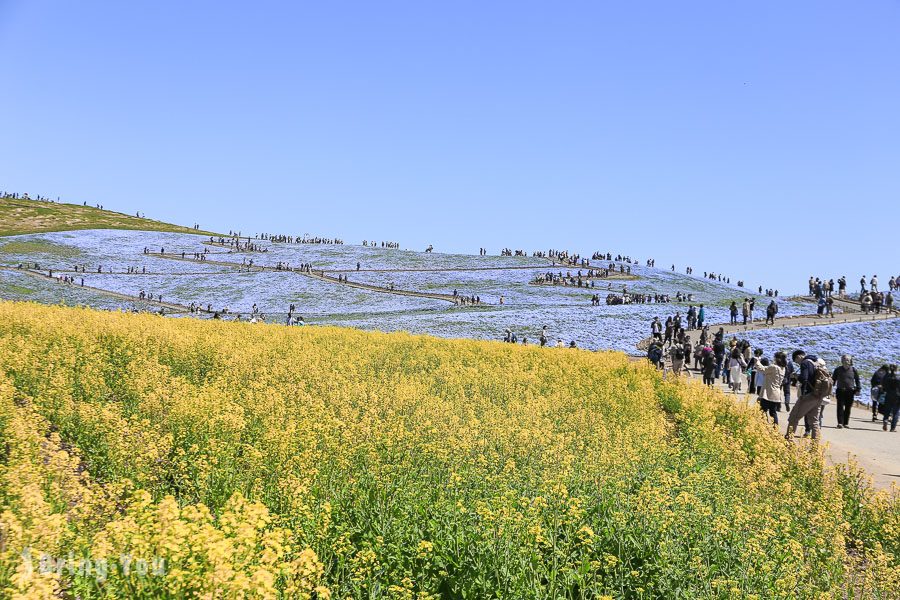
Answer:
[
  {"xmin": 207, "ymin": 236, "xmax": 268, "ymax": 252},
  {"xmin": 532, "ymin": 267, "xmax": 630, "ymax": 287},
  {"xmin": 809, "ymin": 275, "xmax": 896, "ymax": 314},
  {"xmin": 2, "ymin": 191, "xmax": 60, "ymax": 202},
  {"xmin": 608, "ymin": 292, "xmax": 679, "ymax": 305},
  {"xmin": 502, "ymin": 325, "xmax": 576, "ymax": 348},
  {"xmin": 251, "ymin": 233, "xmax": 344, "ymax": 245},
  {"xmin": 362, "ymin": 240, "xmax": 399, "ymax": 248},
  {"xmin": 648, "ymin": 329, "xmax": 900, "ymax": 438}
]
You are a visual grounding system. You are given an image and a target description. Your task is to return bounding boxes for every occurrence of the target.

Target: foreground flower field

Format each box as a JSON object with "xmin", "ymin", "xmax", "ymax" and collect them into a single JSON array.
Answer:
[{"xmin": 0, "ymin": 301, "xmax": 897, "ymax": 599}]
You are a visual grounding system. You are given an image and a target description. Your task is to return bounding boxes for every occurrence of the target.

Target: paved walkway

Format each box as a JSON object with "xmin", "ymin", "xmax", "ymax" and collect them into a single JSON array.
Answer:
[{"xmin": 696, "ymin": 374, "xmax": 900, "ymax": 490}]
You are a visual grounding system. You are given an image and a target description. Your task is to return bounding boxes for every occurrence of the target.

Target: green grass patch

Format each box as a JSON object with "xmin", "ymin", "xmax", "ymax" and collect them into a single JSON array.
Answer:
[
  {"xmin": 0, "ymin": 197, "xmax": 222, "ymax": 237},
  {"xmin": 0, "ymin": 239, "xmax": 83, "ymax": 258}
]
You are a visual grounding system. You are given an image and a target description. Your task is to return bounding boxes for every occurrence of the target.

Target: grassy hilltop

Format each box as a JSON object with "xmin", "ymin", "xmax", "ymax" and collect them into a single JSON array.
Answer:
[
  {"xmin": 1, "ymin": 300, "xmax": 898, "ymax": 598},
  {"xmin": 0, "ymin": 196, "xmax": 220, "ymax": 237}
]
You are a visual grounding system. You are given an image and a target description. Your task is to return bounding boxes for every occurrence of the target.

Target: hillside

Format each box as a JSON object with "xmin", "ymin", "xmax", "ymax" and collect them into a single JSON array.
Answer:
[
  {"xmin": 0, "ymin": 196, "xmax": 220, "ymax": 237},
  {"xmin": 1, "ymin": 300, "xmax": 897, "ymax": 598}
]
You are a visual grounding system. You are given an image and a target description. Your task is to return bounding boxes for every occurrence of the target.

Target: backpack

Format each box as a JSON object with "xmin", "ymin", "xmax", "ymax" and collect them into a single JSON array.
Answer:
[
  {"xmin": 812, "ymin": 365, "xmax": 832, "ymax": 397},
  {"xmin": 674, "ymin": 347, "xmax": 684, "ymax": 360}
]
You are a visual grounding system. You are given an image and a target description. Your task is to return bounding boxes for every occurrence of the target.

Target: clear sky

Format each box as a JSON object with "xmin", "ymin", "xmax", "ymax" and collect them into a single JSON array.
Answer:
[{"xmin": 1, "ymin": 1, "xmax": 898, "ymax": 293}]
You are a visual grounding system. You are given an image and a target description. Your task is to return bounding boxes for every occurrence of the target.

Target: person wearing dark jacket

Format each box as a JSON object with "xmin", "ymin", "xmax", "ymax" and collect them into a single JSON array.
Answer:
[
  {"xmin": 881, "ymin": 366, "xmax": 900, "ymax": 431},
  {"xmin": 765, "ymin": 300, "xmax": 778, "ymax": 325},
  {"xmin": 871, "ymin": 365, "xmax": 889, "ymax": 421},
  {"xmin": 791, "ymin": 350, "xmax": 821, "ymax": 435},
  {"xmin": 713, "ymin": 334, "xmax": 726, "ymax": 379},
  {"xmin": 832, "ymin": 355, "xmax": 860, "ymax": 428},
  {"xmin": 782, "ymin": 357, "xmax": 796, "ymax": 411},
  {"xmin": 795, "ymin": 351, "xmax": 820, "ymax": 396}
]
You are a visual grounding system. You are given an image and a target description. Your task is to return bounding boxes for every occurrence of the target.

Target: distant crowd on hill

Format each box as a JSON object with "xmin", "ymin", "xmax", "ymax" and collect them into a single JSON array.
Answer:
[
  {"xmin": 224, "ymin": 231, "xmax": 345, "ymax": 245},
  {"xmin": 362, "ymin": 240, "xmax": 399, "ymax": 248},
  {"xmin": 808, "ymin": 275, "xmax": 896, "ymax": 314},
  {"xmin": 1, "ymin": 191, "xmax": 59, "ymax": 202}
]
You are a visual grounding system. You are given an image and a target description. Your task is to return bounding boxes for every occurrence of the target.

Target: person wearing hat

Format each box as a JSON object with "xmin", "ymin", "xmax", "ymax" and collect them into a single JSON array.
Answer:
[{"xmin": 786, "ymin": 351, "xmax": 828, "ymax": 440}]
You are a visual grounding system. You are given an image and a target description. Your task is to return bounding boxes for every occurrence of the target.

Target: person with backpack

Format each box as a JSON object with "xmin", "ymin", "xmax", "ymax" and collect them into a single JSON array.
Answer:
[
  {"xmin": 881, "ymin": 365, "xmax": 900, "ymax": 432},
  {"xmin": 788, "ymin": 351, "xmax": 823, "ymax": 436},
  {"xmin": 871, "ymin": 365, "xmax": 890, "ymax": 421},
  {"xmin": 831, "ymin": 355, "xmax": 860, "ymax": 429},
  {"xmin": 786, "ymin": 354, "xmax": 831, "ymax": 440},
  {"xmin": 729, "ymin": 302, "xmax": 738, "ymax": 324}
]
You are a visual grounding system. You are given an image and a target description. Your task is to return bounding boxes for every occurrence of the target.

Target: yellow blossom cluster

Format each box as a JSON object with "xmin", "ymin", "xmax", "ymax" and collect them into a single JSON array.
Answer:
[{"xmin": 0, "ymin": 300, "xmax": 897, "ymax": 598}]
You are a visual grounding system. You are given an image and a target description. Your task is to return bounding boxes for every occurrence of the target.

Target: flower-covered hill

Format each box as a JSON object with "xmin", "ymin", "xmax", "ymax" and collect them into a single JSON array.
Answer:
[{"xmin": 0, "ymin": 300, "xmax": 897, "ymax": 598}]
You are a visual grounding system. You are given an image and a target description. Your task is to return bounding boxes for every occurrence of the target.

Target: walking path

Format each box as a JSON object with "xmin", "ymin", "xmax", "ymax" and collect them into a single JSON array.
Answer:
[
  {"xmin": 0, "ymin": 266, "xmax": 193, "ymax": 313},
  {"xmin": 685, "ymin": 371, "xmax": 900, "ymax": 490}
]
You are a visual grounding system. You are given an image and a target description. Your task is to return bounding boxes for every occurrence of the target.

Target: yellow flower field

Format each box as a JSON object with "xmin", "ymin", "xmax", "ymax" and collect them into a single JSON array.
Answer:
[{"xmin": 0, "ymin": 300, "xmax": 897, "ymax": 598}]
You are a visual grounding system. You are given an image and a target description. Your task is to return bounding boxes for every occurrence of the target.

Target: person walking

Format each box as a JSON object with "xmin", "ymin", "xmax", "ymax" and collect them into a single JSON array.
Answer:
[
  {"xmin": 871, "ymin": 365, "xmax": 890, "ymax": 421},
  {"xmin": 786, "ymin": 356, "xmax": 831, "ymax": 440},
  {"xmin": 765, "ymin": 300, "xmax": 777, "ymax": 325},
  {"xmin": 670, "ymin": 343, "xmax": 685, "ymax": 376},
  {"xmin": 831, "ymin": 355, "xmax": 860, "ymax": 429},
  {"xmin": 729, "ymin": 301, "xmax": 738, "ymax": 324},
  {"xmin": 782, "ymin": 354, "xmax": 795, "ymax": 411},
  {"xmin": 741, "ymin": 299, "xmax": 750, "ymax": 325},
  {"xmin": 758, "ymin": 352, "xmax": 786, "ymax": 425},
  {"xmin": 881, "ymin": 365, "xmax": 900, "ymax": 432},
  {"xmin": 701, "ymin": 347, "xmax": 716, "ymax": 387},
  {"xmin": 728, "ymin": 348, "xmax": 747, "ymax": 393},
  {"xmin": 650, "ymin": 317, "xmax": 662, "ymax": 341}
]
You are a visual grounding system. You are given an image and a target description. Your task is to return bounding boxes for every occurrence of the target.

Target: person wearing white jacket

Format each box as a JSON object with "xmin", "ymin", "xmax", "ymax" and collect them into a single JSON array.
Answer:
[{"xmin": 757, "ymin": 352, "xmax": 787, "ymax": 425}]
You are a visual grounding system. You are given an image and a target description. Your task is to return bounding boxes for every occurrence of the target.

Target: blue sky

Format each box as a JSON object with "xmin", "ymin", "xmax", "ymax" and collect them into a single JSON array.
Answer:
[{"xmin": 1, "ymin": 1, "xmax": 898, "ymax": 293}]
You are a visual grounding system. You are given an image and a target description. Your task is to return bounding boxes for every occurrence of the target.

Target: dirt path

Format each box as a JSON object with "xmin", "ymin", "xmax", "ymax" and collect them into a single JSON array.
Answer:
[{"xmin": 0, "ymin": 266, "xmax": 193, "ymax": 313}]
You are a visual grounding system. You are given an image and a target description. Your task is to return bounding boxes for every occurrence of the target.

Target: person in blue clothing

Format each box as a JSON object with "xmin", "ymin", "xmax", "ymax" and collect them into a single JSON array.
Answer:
[{"xmin": 697, "ymin": 304, "xmax": 705, "ymax": 328}]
